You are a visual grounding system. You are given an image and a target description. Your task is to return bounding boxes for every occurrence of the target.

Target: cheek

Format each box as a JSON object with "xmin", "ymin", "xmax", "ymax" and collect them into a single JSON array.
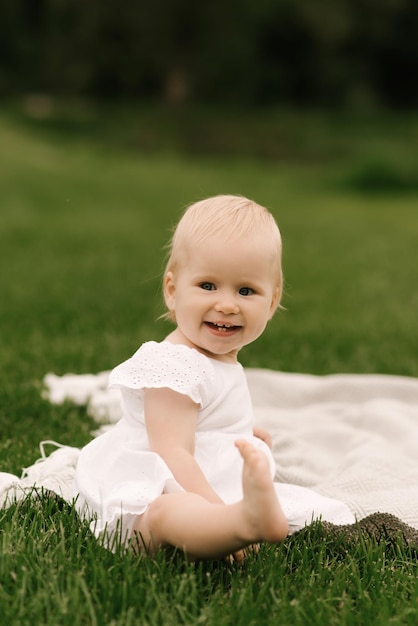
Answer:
[
  {"xmin": 251, "ymin": 303, "xmax": 275, "ymax": 330},
  {"xmin": 176, "ymin": 293, "xmax": 203, "ymax": 317},
  {"xmin": 245, "ymin": 305, "xmax": 266, "ymax": 328}
]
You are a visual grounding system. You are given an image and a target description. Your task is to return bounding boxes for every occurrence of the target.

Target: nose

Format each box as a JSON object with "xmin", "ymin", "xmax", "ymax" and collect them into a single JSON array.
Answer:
[{"xmin": 214, "ymin": 292, "xmax": 240, "ymax": 315}]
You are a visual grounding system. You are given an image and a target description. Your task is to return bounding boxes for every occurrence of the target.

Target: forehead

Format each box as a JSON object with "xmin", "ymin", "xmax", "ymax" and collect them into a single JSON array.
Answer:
[{"xmin": 182, "ymin": 234, "xmax": 277, "ymax": 279}]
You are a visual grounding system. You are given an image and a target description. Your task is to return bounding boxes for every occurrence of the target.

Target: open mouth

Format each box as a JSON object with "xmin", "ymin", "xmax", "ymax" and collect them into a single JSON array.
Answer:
[{"xmin": 205, "ymin": 322, "xmax": 241, "ymax": 333}]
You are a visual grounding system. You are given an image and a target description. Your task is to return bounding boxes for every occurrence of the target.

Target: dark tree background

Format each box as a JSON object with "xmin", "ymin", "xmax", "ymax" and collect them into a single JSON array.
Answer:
[{"xmin": 1, "ymin": 0, "xmax": 417, "ymax": 107}]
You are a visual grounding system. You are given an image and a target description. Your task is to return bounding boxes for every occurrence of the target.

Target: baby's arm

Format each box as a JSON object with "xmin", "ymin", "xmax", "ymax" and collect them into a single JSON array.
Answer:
[
  {"xmin": 253, "ymin": 425, "xmax": 272, "ymax": 449},
  {"xmin": 144, "ymin": 387, "xmax": 224, "ymax": 504}
]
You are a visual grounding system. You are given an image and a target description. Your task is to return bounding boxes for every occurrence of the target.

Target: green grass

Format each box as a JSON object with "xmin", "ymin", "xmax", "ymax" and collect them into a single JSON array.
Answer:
[
  {"xmin": 0, "ymin": 103, "xmax": 417, "ymax": 624},
  {"xmin": 1, "ymin": 494, "xmax": 417, "ymax": 626}
]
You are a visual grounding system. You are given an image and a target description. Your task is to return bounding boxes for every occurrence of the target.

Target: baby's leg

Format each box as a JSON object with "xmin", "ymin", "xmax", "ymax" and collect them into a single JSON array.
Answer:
[{"xmin": 132, "ymin": 440, "xmax": 288, "ymax": 560}]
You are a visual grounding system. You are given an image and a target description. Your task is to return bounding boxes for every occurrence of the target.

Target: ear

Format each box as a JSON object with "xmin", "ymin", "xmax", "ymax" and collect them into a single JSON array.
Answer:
[
  {"xmin": 163, "ymin": 271, "xmax": 176, "ymax": 311},
  {"xmin": 268, "ymin": 286, "xmax": 281, "ymax": 319}
]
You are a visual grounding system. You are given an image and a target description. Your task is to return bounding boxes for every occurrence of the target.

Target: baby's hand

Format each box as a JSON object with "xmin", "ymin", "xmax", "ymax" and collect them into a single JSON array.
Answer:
[{"xmin": 252, "ymin": 426, "xmax": 272, "ymax": 449}]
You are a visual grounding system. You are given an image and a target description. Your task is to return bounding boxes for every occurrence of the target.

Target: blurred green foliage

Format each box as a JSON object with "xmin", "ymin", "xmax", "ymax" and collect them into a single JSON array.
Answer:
[{"xmin": 1, "ymin": 0, "xmax": 418, "ymax": 107}]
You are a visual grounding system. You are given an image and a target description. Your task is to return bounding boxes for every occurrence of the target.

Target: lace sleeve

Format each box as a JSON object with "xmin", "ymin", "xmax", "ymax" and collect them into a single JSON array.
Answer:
[{"xmin": 108, "ymin": 341, "xmax": 215, "ymax": 406}]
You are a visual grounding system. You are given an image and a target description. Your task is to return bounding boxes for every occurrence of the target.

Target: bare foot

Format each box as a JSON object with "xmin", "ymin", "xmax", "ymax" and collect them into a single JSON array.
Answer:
[{"xmin": 235, "ymin": 439, "xmax": 289, "ymax": 544}]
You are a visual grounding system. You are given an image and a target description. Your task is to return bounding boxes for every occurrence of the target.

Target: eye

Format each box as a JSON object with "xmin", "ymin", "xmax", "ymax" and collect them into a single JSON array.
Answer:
[
  {"xmin": 200, "ymin": 282, "xmax": 216, "ymax": 291},
  {"xmin": 239, "ymin": 287, "xmax": 254, "ymax": 296}
]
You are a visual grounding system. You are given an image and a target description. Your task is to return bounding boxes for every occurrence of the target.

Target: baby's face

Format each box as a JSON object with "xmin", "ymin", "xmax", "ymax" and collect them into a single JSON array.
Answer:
[{"xmin": 164, "ymin": 234, "xmax": 280, "ymax": 362}]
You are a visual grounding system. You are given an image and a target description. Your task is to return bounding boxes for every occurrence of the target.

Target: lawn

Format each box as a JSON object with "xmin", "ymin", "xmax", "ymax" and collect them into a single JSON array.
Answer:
[{"xmin": 0, "ymin": 102, "xmax": 417, "ymax": 625}]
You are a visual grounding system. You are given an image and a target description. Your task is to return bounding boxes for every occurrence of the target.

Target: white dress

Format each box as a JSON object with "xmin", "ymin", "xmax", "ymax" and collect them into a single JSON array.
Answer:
[{"xmin": 75, "ymin": 341, "xmax": 355, "ymax": 546}]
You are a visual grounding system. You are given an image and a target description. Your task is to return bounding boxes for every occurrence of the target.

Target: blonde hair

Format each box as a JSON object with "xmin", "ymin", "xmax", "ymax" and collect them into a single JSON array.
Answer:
[{"xmin": 163, "ymin": 194, "xmax": 283, "ymax": 320}]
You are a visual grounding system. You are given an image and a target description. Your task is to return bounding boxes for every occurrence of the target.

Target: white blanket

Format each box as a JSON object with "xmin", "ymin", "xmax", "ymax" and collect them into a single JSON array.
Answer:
[
  {"xmin": 247, "ymin": 369, "xmax": 418, "ymax": 530},
  {"xmin": 2, "ymin": 369, "xmax": 418, "ymax": 530}
]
